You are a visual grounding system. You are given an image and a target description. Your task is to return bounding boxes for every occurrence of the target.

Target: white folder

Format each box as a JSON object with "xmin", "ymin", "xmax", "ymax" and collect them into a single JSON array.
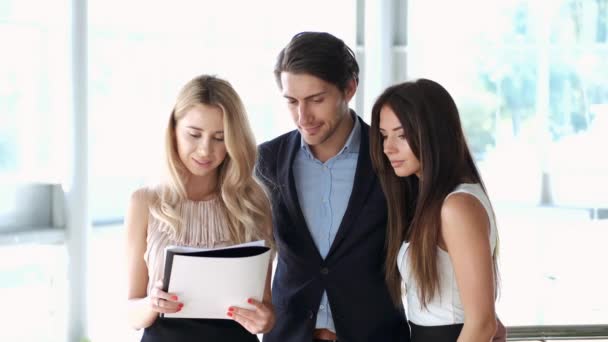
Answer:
[{"xmin": 161, "ymin": 240, "xmax": 270, "ymax": 319}]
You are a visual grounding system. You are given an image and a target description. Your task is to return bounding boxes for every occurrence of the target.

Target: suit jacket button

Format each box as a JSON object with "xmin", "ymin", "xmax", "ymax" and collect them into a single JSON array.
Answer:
[
  {"xmin": 307, "ymin": 310, "xmax": 314, "ymax": 319},
  {"xmin": 320, "ymin": 267, "xmax": 329, "ymax": 275}
]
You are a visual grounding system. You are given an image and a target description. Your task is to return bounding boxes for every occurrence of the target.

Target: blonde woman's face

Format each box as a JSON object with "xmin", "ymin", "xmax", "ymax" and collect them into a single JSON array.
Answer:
[{"xmin": 175, "ymin": 103, "xmax": 227, "ymax": 180}]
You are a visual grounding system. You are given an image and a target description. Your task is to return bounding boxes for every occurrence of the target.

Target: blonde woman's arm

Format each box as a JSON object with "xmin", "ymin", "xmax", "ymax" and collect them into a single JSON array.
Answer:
[
  {"xmin": 125, "ymin": 189, "xmax": 182, "ymax": 330},
  {"xmin": 441, "ymin": 193, "xmax": 497, "ymax": 342}
]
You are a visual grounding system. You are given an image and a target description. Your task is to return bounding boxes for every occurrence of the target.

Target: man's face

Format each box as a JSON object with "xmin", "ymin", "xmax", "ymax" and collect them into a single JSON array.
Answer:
[{"xmin": 280, "ymin": 72, "xmax": 354, "ymax": 149}]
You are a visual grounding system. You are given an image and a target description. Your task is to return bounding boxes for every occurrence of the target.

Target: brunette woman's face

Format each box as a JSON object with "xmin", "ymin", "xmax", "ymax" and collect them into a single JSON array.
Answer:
[{"xmin": 379, "ymin": 105, "xmax": 421, "ymax": 178}]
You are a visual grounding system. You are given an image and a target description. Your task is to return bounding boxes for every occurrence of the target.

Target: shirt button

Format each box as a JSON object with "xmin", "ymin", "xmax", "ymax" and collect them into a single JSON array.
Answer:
[
  {"xmin": 320, "ymin": 267, "xmax": 329, "ymax": 275},
  {"xmin": 319, "ymin": 305, "xmax": 325, "ymax": 311}
]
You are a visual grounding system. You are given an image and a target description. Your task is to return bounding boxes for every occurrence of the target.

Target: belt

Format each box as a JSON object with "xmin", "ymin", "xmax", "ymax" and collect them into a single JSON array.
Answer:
[{"xmin": 313, "ymin": 328, "xmax": 338, "ymax": 342}]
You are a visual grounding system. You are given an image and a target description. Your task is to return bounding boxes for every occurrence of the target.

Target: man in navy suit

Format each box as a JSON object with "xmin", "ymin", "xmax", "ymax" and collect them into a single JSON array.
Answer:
[{"xmin": 256, "ymin": 32, "xmax": 410, "ymax": 342}]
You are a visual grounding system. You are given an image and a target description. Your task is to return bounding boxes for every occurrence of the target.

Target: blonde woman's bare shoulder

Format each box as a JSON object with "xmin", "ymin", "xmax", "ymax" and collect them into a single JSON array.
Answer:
[
  {"xmin": 130, "ymin": 187, "xmax": 158, "ymax": 207},
  {"xmin": 126, "ymin": 187, "xmax": 159, "ymax": 228}
]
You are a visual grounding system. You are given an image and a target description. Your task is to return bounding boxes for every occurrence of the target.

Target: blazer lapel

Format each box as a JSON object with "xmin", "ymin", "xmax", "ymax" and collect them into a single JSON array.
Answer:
[
  {"xmin": 276, "ymin": 131, "xmax": 323, "ymax": 261},
  {"xmin": 327, "ymin": 118, "xmax": 377, "ymax": 258}
]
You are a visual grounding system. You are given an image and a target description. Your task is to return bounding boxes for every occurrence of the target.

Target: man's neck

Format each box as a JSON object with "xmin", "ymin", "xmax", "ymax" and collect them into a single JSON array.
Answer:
[{"xmin": 310, "ymin": 112, "xmax": 355, "ymax": 163}]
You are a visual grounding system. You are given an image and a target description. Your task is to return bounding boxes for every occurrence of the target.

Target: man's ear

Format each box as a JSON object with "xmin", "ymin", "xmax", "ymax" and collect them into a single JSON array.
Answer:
[{"xmin": 344, "ymin": 78, "xmax": 357, "ymax": 102}]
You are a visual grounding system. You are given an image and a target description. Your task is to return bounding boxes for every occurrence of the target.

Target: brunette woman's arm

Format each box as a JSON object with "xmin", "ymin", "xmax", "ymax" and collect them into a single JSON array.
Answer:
[{"xmin": 441, "ymin": 194, "xmax": 497, "ymax": 342}]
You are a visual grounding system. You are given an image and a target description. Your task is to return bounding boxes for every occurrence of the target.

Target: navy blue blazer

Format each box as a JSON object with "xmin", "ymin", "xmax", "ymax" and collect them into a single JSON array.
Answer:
[{"xmin": 257, "ymin": 116, "xmax": 410, "ymax": 342}]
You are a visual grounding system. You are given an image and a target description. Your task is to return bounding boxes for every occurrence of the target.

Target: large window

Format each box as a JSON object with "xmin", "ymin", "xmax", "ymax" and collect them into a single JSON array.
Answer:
[
  {"xmin": 88, "ymin": 0, "xmax": 356, "ymax": 223},
  {"xmin": 0, "ymin": 244, "xmax": 67, "ymax": 341},
  {"xmin": 0, "ymin": 0, "xmax": 70, "ymax": 185},
  {"xmin": 407, "ymin": 0, "xmax": 608, "ymax": 327},
  {"xmin": 1, "ymin": 1, "xmax": 70, "ymax": 341}
]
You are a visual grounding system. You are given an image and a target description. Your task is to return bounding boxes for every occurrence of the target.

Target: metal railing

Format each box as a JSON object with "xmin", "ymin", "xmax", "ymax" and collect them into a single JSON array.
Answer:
[{"xmin": 507, "ymin": 325, "xmax": 608, "ymax": 340}]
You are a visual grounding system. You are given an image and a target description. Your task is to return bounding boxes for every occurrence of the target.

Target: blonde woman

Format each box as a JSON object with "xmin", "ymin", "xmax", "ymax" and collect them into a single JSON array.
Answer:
[{"xmin": 125, "ymin": 75, "xmax": 275, "ymax": 341}]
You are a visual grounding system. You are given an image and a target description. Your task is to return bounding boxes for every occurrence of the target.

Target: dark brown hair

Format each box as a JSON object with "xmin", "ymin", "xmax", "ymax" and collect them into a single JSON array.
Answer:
[
  {"xmin": 274, "ymin": 32, "xmax": 359, "ymax": 92},
  {"xmin": 369, "ymin": 79, "xmax": 497, "ymax": 306}
]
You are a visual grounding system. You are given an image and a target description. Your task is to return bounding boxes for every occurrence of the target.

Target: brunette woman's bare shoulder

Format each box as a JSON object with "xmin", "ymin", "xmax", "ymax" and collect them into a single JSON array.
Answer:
[{"xmin": 440, "ymin": 193, "xmax": 490, "ymax": 248}]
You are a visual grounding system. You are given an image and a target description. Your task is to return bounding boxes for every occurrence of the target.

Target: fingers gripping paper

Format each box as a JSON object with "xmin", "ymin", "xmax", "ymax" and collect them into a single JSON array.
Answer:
[{"xmin": 161, "ymin": 240, "xmax": 270, "ymax": 319}]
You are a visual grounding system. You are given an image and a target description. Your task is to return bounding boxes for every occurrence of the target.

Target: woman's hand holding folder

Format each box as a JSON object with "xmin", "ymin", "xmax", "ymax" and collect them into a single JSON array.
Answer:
[
  {"xmin": 228, "ymin": 298, "xmax": 276, "ymax": 334},
  {"xmin": 149, "ymin": 280, "xmax": 184, "ymax": 315}
]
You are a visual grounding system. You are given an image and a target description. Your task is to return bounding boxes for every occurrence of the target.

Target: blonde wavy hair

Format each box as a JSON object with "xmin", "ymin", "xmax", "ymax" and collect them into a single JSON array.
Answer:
[{"xmin": 150, "ymin": 75, "xmax": 273, "ymax": 247}]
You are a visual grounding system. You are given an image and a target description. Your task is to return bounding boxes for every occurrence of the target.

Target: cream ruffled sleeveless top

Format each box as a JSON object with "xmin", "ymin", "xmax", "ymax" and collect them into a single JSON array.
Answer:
[{"xmin": 144, "ymin": 197, "xmax": 233, "ymax": 295}]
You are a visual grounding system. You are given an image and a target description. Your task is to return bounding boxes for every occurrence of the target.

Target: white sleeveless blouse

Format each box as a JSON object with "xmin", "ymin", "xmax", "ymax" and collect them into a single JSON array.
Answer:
[{"xmin": 397, "ymin": 183, "xmax": 498, "ymax": 326}]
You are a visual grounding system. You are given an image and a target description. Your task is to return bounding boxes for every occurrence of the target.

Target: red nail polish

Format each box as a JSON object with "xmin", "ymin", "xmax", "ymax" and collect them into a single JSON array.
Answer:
[
  {"xmin": 227, "ymin": 312, "xmax": 233, "ymax": 317},
  {"xmin": 228, "ymin": 307, "xmax": 234, "ymax": 312},
  {"xmin": 171, "ymin": 296, "xmax": 178, "ymax": 301},
  {"xmin": 178, "ymin": 303, "xmax": 184, "ymax": 308},
  {"xmin": 247, "ymin": 298, "xmax": 253, "ymax": 304}
]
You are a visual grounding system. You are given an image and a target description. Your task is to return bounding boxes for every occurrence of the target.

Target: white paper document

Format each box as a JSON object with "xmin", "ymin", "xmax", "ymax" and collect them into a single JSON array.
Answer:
[{"xmin": 161, "ymin": 240, "xmax": 270, "ymax": 319}]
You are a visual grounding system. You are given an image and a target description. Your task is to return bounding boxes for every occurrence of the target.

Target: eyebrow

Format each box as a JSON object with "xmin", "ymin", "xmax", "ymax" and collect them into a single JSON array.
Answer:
[
  {"xmin": 379, "ymin": 126, "xmax": 404, "ymax": 132},
  {"xmin": 283, "ymin": 91, "xmax": 327, "ymax": 101},
  {"xmin": 186, "ymin": 126, "xmax": 224, "ymax": 134}
]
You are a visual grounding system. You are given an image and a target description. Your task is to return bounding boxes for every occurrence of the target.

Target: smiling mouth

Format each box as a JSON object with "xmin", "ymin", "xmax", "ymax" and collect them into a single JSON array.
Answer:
[
  {"xmin": 301, "ymin": 124, "xmax": 322, "ymax": 135},
  {"xmin": 193, "ymin": 158, "xmax": 212, "ymax": 167}
]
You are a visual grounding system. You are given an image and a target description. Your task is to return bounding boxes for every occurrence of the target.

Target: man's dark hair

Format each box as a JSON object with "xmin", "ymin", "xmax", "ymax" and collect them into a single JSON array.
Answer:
[{"xmin": 274, "ymin": 32, "xmax": 359, "ymax": 92}]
